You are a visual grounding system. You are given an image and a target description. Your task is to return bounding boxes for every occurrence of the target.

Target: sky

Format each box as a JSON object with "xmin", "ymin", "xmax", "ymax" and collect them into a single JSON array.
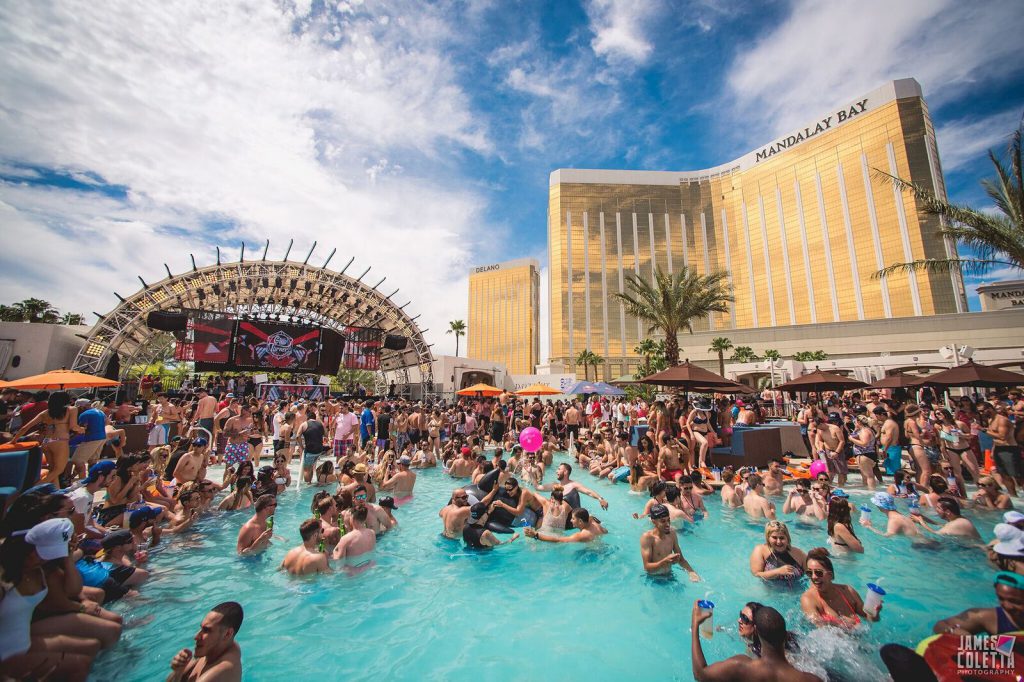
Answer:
[{"xmin": 1, "ymin": 0, "xmax": 1022, "ymax": 362}]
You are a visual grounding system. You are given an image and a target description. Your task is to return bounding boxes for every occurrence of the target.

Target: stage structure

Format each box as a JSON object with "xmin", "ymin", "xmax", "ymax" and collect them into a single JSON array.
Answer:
[{"xmin": 71, "ymin": 241, "xmax": 434, "ymax": 395}]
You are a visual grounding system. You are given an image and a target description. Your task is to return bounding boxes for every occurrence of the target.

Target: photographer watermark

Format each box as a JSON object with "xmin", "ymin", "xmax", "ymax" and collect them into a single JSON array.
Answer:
[{"xmin": 957, "ymin": 634, "xmax": 1016, "ymax": 677}]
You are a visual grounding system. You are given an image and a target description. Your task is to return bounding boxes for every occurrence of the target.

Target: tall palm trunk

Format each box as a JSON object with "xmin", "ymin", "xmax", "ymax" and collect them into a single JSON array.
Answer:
[
  {"xmin": 717, "ymin": 351, "xmax": 725, "ymax": 376},
  {"xmin": 664, "ymin": 333, "xmax": 680, "ymax": 367}
]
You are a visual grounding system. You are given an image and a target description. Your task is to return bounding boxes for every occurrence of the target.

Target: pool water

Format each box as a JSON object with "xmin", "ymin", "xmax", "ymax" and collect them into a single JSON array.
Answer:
[{"xmin": 92, "ymin": 453, "xmax": 1007, "ymax": 681}]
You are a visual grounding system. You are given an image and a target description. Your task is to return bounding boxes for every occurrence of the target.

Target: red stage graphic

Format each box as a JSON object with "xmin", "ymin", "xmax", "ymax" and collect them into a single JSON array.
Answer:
[
  {"xmin": 234, "ymin": 321, "xmax": 321, "ymax": 370},
  {"xmin": 342, "ymin": 326, "xmax": 382, "ymax": 370},
  {"xmin": 174, "ymin": 316, "xmax": 233, "ymax": 362}
]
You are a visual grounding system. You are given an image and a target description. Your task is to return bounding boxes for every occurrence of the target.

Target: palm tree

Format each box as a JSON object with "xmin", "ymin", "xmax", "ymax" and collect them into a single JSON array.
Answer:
[
  {"xmin": 446, "ymin": 319, "xmax": 466, "ymax": 356},
  {"xmin": 60, "ymin": 312, "xmax": 85, "ymax": 325},
  {"xmin": 875, "ymin": 120, "xmax": 1023, "ymax": 278},
  {"xmin": 708, "ymin": 337, "xmax": 733, "ymax": 376},
  {"xmin": 614, "ymin": 266, "xmax": 733, "ymax": 367},
  {"xmin": 575, "ymin": 349, "xmax": 603, "ymax": 381},
  {"xmin": 13, "ymin": 298, "xmax": 59, "ymax": 323},
  {"xmin": 763, "ymin": 349, "xmax": 781, "ymax": 361},
  {"xmin": 634, "ymin": 339, "xmax": 668, "ymax": 378},
  {"xmin": 730, "ymin": 346, "xmax": 759, "ymax": 363},
  {"xmin": 0, "ymin": 304, "xmax": 21, "ymax": 321},
  {"xmin": 793, "ymin": 350, "xmax": 828, "ymax": 362}
]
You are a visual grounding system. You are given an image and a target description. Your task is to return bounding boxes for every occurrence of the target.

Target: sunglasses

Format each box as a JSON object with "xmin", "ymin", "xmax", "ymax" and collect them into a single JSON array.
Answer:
[
  {"xmin": 738, "ymin": 613, "xmax": 753, "ymax": 625},
  {"xmin": 808, "ymin": 568, "xmax": 828, "ymax": 578},
  {"xmin": 354, "ymin": 495, "xmax": 368, "ymax": 500}
]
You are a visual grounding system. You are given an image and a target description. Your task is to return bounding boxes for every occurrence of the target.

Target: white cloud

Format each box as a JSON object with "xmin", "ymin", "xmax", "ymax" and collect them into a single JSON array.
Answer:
[
  {"xmin": 725, "ymin": 0, "xmax": 1024, "ymax": 141},
  {"xmin": 0, "ymin": 0, "xmax": 495, "ymax": 358},
  {"xmin": 937, "ymin": 109, "xmax": 1021, "ymax": 172},
  {"xmin": 586, "ymin": 0, "xmax": 657, "ymax": 65}
]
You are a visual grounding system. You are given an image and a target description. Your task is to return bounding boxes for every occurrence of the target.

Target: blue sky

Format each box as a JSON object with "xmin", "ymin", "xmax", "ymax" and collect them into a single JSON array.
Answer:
[{"xmin": 0, "ymin": 0, "xmax": 1022, "ymax": 359}]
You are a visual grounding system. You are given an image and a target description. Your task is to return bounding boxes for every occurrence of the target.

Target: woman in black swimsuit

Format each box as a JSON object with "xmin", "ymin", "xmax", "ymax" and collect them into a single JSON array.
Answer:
[{"xmin": 750, "ymin": 520, "xmax": 807, "ymax": 582}]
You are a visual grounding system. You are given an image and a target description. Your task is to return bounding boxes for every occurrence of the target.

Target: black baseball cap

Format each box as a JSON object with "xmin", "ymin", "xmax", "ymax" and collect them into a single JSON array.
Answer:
[{"xmin": 650, "ymin": 504, "xmax": 670, "ymax": 520}]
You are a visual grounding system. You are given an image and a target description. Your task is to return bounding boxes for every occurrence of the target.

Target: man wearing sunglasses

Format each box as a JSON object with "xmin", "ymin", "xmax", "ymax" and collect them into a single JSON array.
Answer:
[
  {"xmin": 934, "ymin": 572, "xmax": 1024, "ymax": 636},
  {"xmin": 439, "ymin": 488, "xmax": 473, "ymax": 539},
  {"xmin": 343, "ymin": 485, "xmax": 394, "ymax": 536}
]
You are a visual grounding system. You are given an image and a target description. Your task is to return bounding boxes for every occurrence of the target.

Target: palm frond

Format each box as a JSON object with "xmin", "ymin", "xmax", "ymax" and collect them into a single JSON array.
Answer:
[{"xmin": 874, "ymin": 257, "xmax": 1013, "ymax": 279}]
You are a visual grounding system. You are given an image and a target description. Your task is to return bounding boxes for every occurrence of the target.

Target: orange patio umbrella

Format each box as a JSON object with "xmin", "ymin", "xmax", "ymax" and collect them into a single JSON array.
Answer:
[
  {"xmin": 456, "ymin": 382, "xmax": 503, "ymax": 397},
  {"xmin": 0, "ymin": 369, "xmax": 120, "ymax": 390},
  {"xmin": 514, "ymin": 383, "xmax": 563, "ymax": 396}
]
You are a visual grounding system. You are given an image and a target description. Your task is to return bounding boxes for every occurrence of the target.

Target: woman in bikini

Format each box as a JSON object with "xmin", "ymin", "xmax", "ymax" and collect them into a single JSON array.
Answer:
[
  {"xmin": 801, "ymin": 547, "xmax": 879, "ymax": 628},
  {"xmin": 750, "ymin": 520, "xmax": 807, "ymax": 582},
  {"xmin": 685, "ymin": 399, "xmax": 715, "ymax": 470},
  {"xmin": 935, "ymin": 407, "xmax": 979, "ymax": 497},
  {"xmin": 7, "ymin": 391, "xmax": 78, "ymax": 485},
  {"xmin": 826, "ymin": 498, "xmax": 864, "ymax": 553}
]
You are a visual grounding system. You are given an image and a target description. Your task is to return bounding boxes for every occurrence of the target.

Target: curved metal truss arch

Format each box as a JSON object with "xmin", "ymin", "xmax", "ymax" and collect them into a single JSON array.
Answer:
[{"xmin": 71, "ymin": 248, "xmax": 434, "ymax": 394}]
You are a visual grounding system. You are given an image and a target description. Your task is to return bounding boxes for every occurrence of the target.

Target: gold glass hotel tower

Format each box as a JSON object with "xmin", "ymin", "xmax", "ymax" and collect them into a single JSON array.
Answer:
[
  {"xmin": 548, "ymin": 78, "xmax": 967, "ymax": 379},
  {"xmin": 467, "ymin": 258, "xmax": 541, "ymax": 375}
]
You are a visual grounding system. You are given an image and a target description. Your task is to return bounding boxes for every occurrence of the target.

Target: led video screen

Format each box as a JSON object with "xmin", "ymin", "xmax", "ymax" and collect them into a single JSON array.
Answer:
[
  {"xmin": 174, "ymin": 314, "xmax": 234, "ymax": 363},
  {"xmin": 341, "ymin": 326, "xmax": 382, "ymax": 370},
  {"xmin": 233, "ymin": 321, "xmax": 321, "ymax": 370}
]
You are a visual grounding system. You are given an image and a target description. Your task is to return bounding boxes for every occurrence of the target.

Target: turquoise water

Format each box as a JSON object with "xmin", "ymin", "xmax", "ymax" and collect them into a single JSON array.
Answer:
[{"xmin": 92, "ymin": 453, "xmax": 1006, "ymax": 681}]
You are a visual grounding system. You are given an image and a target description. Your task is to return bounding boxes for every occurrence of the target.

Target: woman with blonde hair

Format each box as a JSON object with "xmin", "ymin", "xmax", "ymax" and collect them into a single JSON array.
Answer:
[
  {"xmin": 7, "ymin": 390, "xmax": 78, "ymax": 485},
  {"xmin": 750, "ymin": 520, "xmax": 807, "ymax": 582}
]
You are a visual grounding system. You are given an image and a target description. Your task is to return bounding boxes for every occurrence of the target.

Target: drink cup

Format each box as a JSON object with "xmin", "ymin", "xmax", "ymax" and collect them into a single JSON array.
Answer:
[
  {"xmin": 864, "ymin": 583, "xmax": 886, "ymax": 617},
  {"xmin": 698, "ymin": 599, "xmax": 715, "ymax": 639},
  {"xmin": 712, "ymin": 468, "xmax": 722, "ymax": 481},
  {"xmin": 859, "ymin": 505, "xmax": 871, "ymax": 524}
]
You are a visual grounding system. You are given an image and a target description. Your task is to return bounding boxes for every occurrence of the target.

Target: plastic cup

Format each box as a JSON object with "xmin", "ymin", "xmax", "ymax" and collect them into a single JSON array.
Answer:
[
  {"xmin": 859, "ymin": 506, "xmax": 871, "ymax": 524},
  {"xmin": 864, "ymin": 583, "xmax": 885, "ymax": 617},
  {"xmin": 698, "ymin": 599, "xmax": 715, "ymax": 639},
  {"xmin": 712, "ymin": 468, "xmax": 722, "ymax": 481}
]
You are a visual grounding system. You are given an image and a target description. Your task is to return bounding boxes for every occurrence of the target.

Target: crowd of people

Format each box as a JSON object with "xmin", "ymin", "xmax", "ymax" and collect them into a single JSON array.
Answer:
[{"xmin": 0, "ymin": 382, "xmax": 1022, "ymax": 680}]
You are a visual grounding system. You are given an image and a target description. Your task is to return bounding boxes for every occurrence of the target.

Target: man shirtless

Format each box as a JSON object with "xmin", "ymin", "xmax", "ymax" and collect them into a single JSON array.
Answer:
[
  {"xmin": 167, "ymin": 602, "xmax": 244, "ymax": 682},
  {"xmin": 525, "ymin": 507, "xmax": 606, "ymax": 543},
  {"xmin": 236, "ymin": 495, "xmax": 276, "ymax": 555},
  {"xmin": 743, "ymin": 475, "xmax": 777, "ymax": 520},
  {"xmin": 814, "ymin": 415, "xmax": 847, "ymax": 487},
  {"xmin": 448, "ymin": 446, "xmax": 476, "ymax": 478},
  {"xmin": 913, "ymin": 497, "xmax": 981, "ymax": 539},
  {"xmin": 657, "ymin": 433, "xmax": 686, "ymax": 484},
  {"xmin": 860, "ymin": 492, "xmax": 919, "ymax": 537},
  {"xmin": 536, "ymin": 463, "xmax": 608, "ymax": 509},
  {"xmin": 764, "ymin": 459, "xmax": 786, "ymax": 497},
  {"xmin": 173, "ymin": 439, "xmax": 209, "ymax": 485},
  {"xmin": 782, "ymin": 480, "xmax": 825, "ymax": 520},
  {"xmin": 332, "ymin": 506, "xmax": 376, "ymax": 573},
  {"xmin": 280, "ymin": 519, "xmax": 330, "ymax": 575},
  {"xmin": 691, "ymin": 602, "xmax": 819, "ymax": 682},
  {"xmin": 565, "ymin": 403, "xmax": 581, "ymax": 444},
  {"xmin": 719, "ymin": 470, "xmax": 744, "ymax": 508},
  {"xmin": 983, "ymin": 402, "xmax": 1021, "ymax": 497},
  {"xmin": 381, "ymin": 455, "xmax": 416, "ymax": 498},
  {"xmin": 344, "ymin": 485, "xmax": 394, "ymax": 535},
  {"xmin": 196, "ymin": 387, "xmax": 221, "ymax": 436},
  {"xmin": 877, "ymin": 406, "xmax": 902, "ymax": 476},
  {"xmin": 640, "ymin": 504, "xmax": 700, "ymax": 580},
  {"xmin": 439, "ymin": 488, "xmax": 473, "ymax": 539}
]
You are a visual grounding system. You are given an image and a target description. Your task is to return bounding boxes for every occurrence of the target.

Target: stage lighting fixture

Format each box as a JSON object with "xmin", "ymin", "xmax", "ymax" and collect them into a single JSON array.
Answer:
[
  {"xmin": 304, "ymin": 281, "xmax": 312, "ymax": 292},
  {"xmin": 317, "ymin": 284, "xmax": 325, "ymax": 295},
  {"xmin": 289, "ymin": 279, "xmax": 297, "ymax": 290},
  {"xmin": 197, "ymin": 290, "xmax": 206, "ymax": 301},
  {"xmin": 262, "ymin": 277, "xmax": 269, "ymax": 288},
  {"xmin": 212, "ymin": 284, "xmax": 221, "ymax": 295},
  {"xmin": 275, "ymin": 277, "xmax": 282, "ymax": 288}
]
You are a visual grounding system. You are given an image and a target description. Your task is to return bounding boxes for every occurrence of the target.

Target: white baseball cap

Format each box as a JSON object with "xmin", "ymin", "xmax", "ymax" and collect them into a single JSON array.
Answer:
[
  {"xmin": 24, "ymin": 518, "xmax": 74, "ymax": 560},
  {"xmin": 1003, "ymin": 511, "xmax": 1024, "ymax": 525}
]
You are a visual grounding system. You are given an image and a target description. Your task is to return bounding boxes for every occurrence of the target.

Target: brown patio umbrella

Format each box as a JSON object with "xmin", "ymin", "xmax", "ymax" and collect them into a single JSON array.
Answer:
[
  {"xmin": 867, "ymin": 372, "xmax": 924, "ymax": 390},
  {"xmin": 912, "ymin": 360, "xmax": 1024, "ymax": 389},
  {"xmin": 638, "ymin": 360, "xmax": 746, "ymax": 392},
  {"xmin": 776, "ymin": 369, "xmax": 868, "ymax": 394}
]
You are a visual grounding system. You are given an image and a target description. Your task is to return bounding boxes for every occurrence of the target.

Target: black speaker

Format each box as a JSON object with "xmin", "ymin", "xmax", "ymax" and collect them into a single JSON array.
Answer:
[
  {"xmin": 383, "ymin": 334, "xmax": 408, "ymax": 351},
  {"xmin": 146, "ymin": 311, "xmax": 188, "ymax": 332},
  {"xmin": 103, "ymin": 352, "xmax": 121, "ymax": 380}
]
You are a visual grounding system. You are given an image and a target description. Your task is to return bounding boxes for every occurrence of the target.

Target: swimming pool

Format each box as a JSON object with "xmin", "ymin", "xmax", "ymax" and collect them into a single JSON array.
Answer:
[{"xmin": 92, "ymin": 453, "xmax": 1005, "ymax": 681}]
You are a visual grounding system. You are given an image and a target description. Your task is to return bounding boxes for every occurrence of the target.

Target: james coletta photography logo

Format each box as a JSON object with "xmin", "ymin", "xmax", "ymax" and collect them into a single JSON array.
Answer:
[{"xmin": 957, "ymin": 634, "xmax": 1017, "ymax": 676}]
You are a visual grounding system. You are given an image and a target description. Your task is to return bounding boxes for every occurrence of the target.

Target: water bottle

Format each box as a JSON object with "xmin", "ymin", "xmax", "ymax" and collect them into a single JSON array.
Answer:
[
  {"xmin": 859, "ymin": 505, "xmax": 871, "ymax": 524},
  {"xmin": 698, "ymin": 599, "xmax": 715, "ymax": 639},
  {"xmin": 266, "ymin": 515, "xmax": 274, "ymax": 531},
  {"xmin": 908, "ymin": 494, "xmax": 920, "ymax": 516},
  {"xmin": 712, "ymin": 467, "xmax": 722, "ymax": 482}
]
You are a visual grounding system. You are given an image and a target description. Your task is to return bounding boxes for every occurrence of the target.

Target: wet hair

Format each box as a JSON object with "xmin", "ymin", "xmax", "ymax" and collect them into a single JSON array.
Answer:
[
  {"xmin": 795, "ymin": 478, "xmax": 810, "ymax": 490},
  {"xmin": 211, "ymin": 601, "xmax": 244, "ymax": 634},
  {"xmin": 316, "ymin": 461, "xmax": 334, "ymax": 477},
  {"xmin": 826, "ymin": 498, "xmax": 858, "ymax": 541},
  {"xmin": 804, "ymin": 547, "xmax": 834, "ymax": 574},
  {"xmin": 936, "ymin": 496, "xmax": 961, "ymax": 516},
  {"xmin": 353, "ymin": 484, "xmax": 367, "ymax": 495},
  {"xmin": 299, "ymin": 518, "xmax": 321, "ymax": 541},
  {"xmin": 229, "ymin": 477, "xmax": 253, "ymax": 510},
  {"xmin": 572, "ymin": 507, "xmax": 590, "ymax": 524},
  {"xmin": 893, "ymin": 470, "xmax": 908, "ymax": 486},
  {"xmin": 753, "ymin": 606, "xmax": 788, "ymax": 650},
  {"xmin": 47, "ymin": 391, "xmax": 71, "ymax": 419},
  {"xmin": 929, "ymin": 475, "xmax": 948, "ymax": 494},
  {"xmin": 254, "ymin": 494, "xmax": 276, "ymax": 512},
  {"xmin": 664, "ymin": 485, "xmax": 680, "ymax": 502},
  {"xmin": 678, "ymin": 474, "xmax": 693, "ymax": 486},
  {"xmin": 561, "ymin": 463, "xmax": 572, "ymax": 476},
  {"xmin": 747, "ymin": 474, "xmax": 764, "ymax": 489},
  {"xmin": 237, "ymin": 461, "xmax": 255, "ymax": 479},
  {"xmin": 551, "ymin": 484, "xmax": 564, "ymax": 502},
  {"xmin": 649, "ymin": 480, "xmax": 667, "ymax": 498},
  {"xmin": 316, "ymin": 497, "xmax": 335, "ymax": 516},
  {"xmin": 721, "ymin": 470, "xmax": 735, "ymax": 483}
]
